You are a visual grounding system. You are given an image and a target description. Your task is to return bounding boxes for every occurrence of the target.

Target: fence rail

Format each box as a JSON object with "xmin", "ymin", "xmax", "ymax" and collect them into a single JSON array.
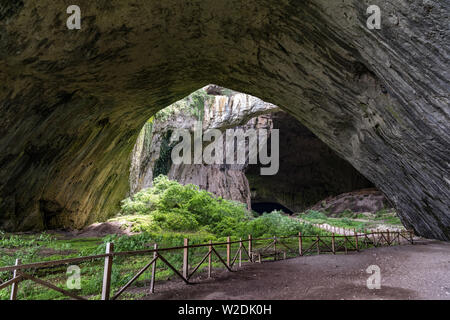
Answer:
[{"xmin": 0, "ymin": 229, "xmax": 415, "ymax": 300}]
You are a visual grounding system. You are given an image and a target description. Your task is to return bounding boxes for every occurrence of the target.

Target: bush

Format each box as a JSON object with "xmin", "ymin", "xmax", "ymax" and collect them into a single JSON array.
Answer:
[
  {"xmin": 153, "ymin": 209, "xmax": 200, "ymax": 232},
  {"xmin": 239, "ymin": 211, "xmax": 307, "ymax": 238},
  {"xmin": 119, "ymin": 175, "xmax": 250, "ymax": 235},
  {"xmin": 117, "ymin": 176, "xmax": 311, "ymax": 239},
  {"xmin": 303, "ymin": 210, "xmax": 327, "ymax": 220}
]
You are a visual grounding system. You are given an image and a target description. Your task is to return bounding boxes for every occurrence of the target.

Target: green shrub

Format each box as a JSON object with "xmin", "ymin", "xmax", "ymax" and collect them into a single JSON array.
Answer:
[
  {"xmin": 303, "ymin": 210, "xmax": 327, "ymax": 220},
  {"xmin": 117, "ymin": 176, "xmax": 311, "ymax": 239},
  {"xmin": 118, "ymin": 175, "xmax": 250, "ymax": 235},
  {"xmin": 340, "ymin": 209, "xmax": 355, "ymax": 218},
  {"xmin": 153, "ymin": 209, "xmax": 200, "ymax": 232},
  {"xmin": 240, "ymin": 211, "xmax": 307, "ymax": 238}
]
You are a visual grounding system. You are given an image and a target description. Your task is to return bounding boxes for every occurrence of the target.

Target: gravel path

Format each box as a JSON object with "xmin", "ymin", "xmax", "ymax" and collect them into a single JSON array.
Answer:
[{"xmin": 136, "ymin": 240, "xmax": 450, "ymax": 300}]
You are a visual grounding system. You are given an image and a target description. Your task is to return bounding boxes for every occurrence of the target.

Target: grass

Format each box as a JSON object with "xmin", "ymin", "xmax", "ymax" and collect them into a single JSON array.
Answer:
[
  {"xmin": 0, "ymin": 212, "xmax": 389, "ymax": 300},
  {"xmin": 0, "ymin": 178, "xmax": 403, "ymax": 300},
  {"xmin": 0, "ymin": 226, "xmax": 329, "ymax": 300},
  {"xmin": 298, "ymin": 209, "xmax": 403, "ymax": 232}
]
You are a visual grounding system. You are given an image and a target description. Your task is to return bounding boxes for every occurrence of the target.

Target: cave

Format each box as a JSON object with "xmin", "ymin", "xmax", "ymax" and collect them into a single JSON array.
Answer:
[
  {"xmin": 129, "ymin": 89, "xmax": 377, "ymax": 216},
  {"xmin": 0, "ymin": 1, "xmax": 448, "ymax": 240},
  {"xmin": 251, "ymin": 202, "xmax": 293, "ymax": 215},
  {"xmin": 246, "ymin": 111, "xmax": 375, "ymax": 213}
]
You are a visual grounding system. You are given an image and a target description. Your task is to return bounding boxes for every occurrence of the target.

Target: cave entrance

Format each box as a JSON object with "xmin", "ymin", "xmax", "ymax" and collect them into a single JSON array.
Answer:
[
  {"xmin": 252, "ymin": 202, "xmax": 293, "ymax": 215},
  {"xmin": 131, "ymin": 85, "xmax": 376, "ymax": 217}
]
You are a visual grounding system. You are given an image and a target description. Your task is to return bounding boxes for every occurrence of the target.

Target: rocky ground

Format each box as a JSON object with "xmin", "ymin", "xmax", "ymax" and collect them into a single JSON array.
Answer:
[{"xmin": 129, "ymin": 240, "xmax": 450, "ymax": 300}]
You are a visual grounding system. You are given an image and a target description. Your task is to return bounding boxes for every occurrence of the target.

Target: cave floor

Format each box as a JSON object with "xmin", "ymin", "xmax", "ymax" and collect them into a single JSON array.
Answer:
[{"xmin": 131, "ymin": 240, "xmax": 450, "ymax": 300}]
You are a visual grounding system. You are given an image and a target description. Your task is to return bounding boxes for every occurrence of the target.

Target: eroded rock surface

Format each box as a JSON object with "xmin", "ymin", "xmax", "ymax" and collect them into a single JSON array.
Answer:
[
  {"xmin": 308, "ymin": 188, "xmax": 392, "ymax": 214},
  {"xmin": 0, "ymin": 1, "xmax": 448, "ymax": 239}
]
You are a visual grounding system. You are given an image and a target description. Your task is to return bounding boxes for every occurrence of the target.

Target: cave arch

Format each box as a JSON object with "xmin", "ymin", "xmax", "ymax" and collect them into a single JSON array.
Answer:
[
  {"xmin": 0, "ymin": 1, "xmax": 448, "ymax": 239},
  {"xmin": 252, "ymin": 202, "xmax": 293, "ymax": 215}
]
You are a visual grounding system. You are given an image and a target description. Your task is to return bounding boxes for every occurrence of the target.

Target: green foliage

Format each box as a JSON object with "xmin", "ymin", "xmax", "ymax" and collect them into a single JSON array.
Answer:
[
  {"xmin": 304, "ymin": 210, "xmax": 327, "ymax": 219},
  {"xmin": 0, "ymin": 232, "xmax": 54, "ymax": 249},
  {"xmin": 119, "ymin": 176, "xmax": 313, "ymax": 239},
  {"xmin": 339, "ymin": 209, "xmax": 356, "ymax": 218},
  {"xmin": 241, "ymin": 211, "xmax": 308, "ymax": 238},
  {"xmin": 154, "ymin": 88, "xmax": 214, "ymax": 122},
  {"xmin": 119, "ymin": 175, "xmax": 251, "ymax": 237}
]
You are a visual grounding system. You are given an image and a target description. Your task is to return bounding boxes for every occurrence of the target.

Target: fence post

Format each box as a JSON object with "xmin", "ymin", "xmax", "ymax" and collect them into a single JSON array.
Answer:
[
  {"xmin": 248, "ymin": 235, "xmax": 252, "ymax": 262},
  {"xmin": 409, "ymin": 230, "xmax": 414, "ymax": 244},
  {"xmin": 372, "ymin": 231, "xmax": 376, "ymax": 247},
  {"xmin": 316, "ymin": 235, "xmax": 320, "ymax": 254},
  {"xmin": 273, "ymin": 236, "xmax": 277, "ymax": 261},
  {"xmin": 150, "ymin": 243, "xmax": 157, "ymax": 294},
  {"xmin": 354, "ymin": 229, "xmax": 359, "ymax": 251},
  {"xmin": 239, "ymin": 238, "xmax": 242, "ymax": 267},
  {"xmin": 331, "ymin": 233, "xmax": 335, "ymax": 254},
  {"xmin": 226, "ymin": 236, "xmax": 231, "ymax": 269},
  {"xmin": 10, "ymin": 258, "xmax": 20, "ymax": 300},
  {"xmin": 386, "ymin": 230, "xmax": 390, "ymax": 245},
  {"xmin": 208, "ymin": 240, "xmax": 212, "ymax": 278},
  {"xmin": 298, "ymin": 232, "xmax": 303, "ymax": 256},
  {"xmin": 183, "ymin": 238, "xmax": 189, "ymax": 279},
  {"xmin": 102, "ymin": 242, "xmax": 114, "ymax": 300},
  {"xmin": 364, "ymin": 229, "xmax": 368, "ymax": 247},
  {"xmin": 344, "ymin": 233, "xmax": 348, "ymax": 254}
]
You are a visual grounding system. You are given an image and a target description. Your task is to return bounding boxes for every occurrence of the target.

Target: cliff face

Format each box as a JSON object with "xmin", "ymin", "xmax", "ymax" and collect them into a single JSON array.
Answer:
[
  {"xmin": 0, "ymin": 1, "xmax": 448, "ymax": 239},
  {"xmin": 130, "ymin": 88, "xmax": 279, "ymax": 208}
]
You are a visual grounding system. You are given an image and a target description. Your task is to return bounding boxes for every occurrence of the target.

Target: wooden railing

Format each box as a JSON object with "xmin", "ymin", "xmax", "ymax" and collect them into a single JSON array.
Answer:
[{"xmin": 0, "ymin": 230, "xmax": 415, "ymax": 300}]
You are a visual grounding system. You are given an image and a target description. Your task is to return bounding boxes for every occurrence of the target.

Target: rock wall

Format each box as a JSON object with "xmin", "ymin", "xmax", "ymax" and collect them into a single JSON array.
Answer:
[
  {"xmin": 308, "ymin": 188, "xmax": 392, "ymax": 215},
  {"xmin": 130, "ymin": 87, "xmax": 279, "ymax": 208},
  {"xmin": 0, "ymin": 1, "xmax": 448, "ymax": 239}
]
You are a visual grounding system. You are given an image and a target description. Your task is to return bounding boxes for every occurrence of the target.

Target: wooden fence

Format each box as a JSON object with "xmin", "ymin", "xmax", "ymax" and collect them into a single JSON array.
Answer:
[{"xmin": 0, "ymin": 229, "xmax": 415, "ymax": 300}]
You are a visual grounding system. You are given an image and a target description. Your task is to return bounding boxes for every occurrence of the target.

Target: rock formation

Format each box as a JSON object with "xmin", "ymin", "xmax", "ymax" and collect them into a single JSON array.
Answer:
[
  {"xmin": 130, "ymin": 87, "xmax": 280, "ymax": 209},
  {"xmin": 0, "ymin": 1, "xmax": 448, "ymax": 239},
  {"xmin": 308, "ymin": 188, "xmax": 392, "ymax": 214}
]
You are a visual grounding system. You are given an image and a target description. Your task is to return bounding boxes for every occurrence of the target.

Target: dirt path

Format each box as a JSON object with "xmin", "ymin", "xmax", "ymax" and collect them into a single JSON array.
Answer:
[{"xmin": 132, "ymin": 240, "xmax": 450, "ymax": 300}]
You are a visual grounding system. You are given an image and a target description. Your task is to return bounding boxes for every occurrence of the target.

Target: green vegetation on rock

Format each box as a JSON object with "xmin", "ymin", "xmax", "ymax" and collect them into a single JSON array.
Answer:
[
  {"xmin": 154, "ymin": 88, "xmax": 214, "ymax": 122},
  {"xmin": 298, "ymin": 208, "xmax": 403, "ymax": 232}
]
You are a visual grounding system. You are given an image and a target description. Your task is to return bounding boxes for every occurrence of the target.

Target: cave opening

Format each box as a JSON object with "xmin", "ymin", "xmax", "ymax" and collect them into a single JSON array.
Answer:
[
  {"xmin": 251, "ymin": 202, "xmax": 293, "ymax": 215},
  {"xmin": 130, "ymin": 85, "xmax": 380, "ymax": 218}
]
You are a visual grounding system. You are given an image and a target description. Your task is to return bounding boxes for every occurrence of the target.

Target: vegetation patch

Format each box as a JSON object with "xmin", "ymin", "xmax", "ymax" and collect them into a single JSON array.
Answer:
[
  {"xmin": 298, "ymin": 208, "xmax": 403, "ymax": 232},
  {"xmin": 1, "ymin": 176, "xmax": 324, "ymax": 300}
]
